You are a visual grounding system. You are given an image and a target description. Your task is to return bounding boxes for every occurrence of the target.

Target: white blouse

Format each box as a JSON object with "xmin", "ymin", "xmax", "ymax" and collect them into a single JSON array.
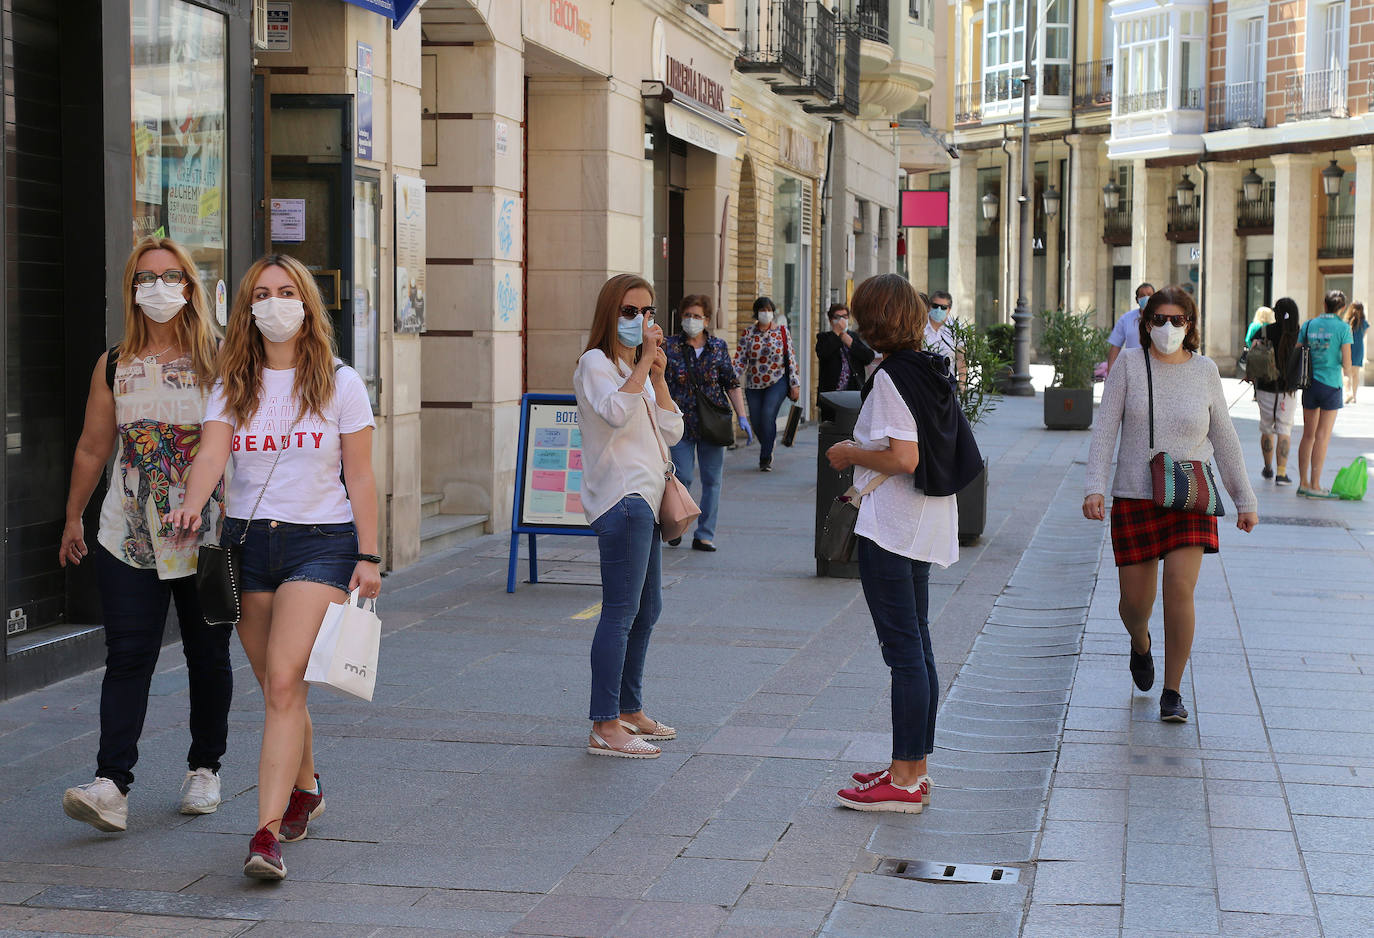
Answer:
[
  {"xmin": 852, "ymin": 371, "xmax": 959, "ymax": 567},
  {"xmin": 573, "ymin": 349, "xmax": 684, "ymax": 524}
]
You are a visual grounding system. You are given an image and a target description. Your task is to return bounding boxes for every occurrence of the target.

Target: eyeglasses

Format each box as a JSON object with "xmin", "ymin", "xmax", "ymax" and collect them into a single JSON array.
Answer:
[
  {"xmin": 133, "ymin": 270, "xmax": 187, "ymax": 286},
  {"xmin": 1149, "ymin": 313, "xmax": 1193, "ymax": 328},
  {"xmin": 620, "ymin": 305, "xmax": 656, "ymax": 320},
  {"xmin": 931, "ymin": 304, "xmax": 951, "ymax": 312}
]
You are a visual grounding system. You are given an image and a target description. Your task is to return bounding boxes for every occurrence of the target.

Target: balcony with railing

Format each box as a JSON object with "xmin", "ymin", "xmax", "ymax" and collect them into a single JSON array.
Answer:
[
  {"xmin": 856, "ymin": 0, "xmax": 888, "ymax": 43},
  {"xmin": 804, "ymin": 19, "xmax": 860, "ymax": 116},
  {"xmin": 1236, "ymin": 188, "xmax": 1275, "ymax": 234},
  {"xmin": 850, "ymin": 0, "xmax": 935, "ymax": 119},
  {"xmin": 737, "ymin": 0, "xmax": 807, "ymax": 81},
  {"xmin": 1118, "ymin": 88, "xmax": 1168, "ymax": 115},
  {"xmin": 1287, "ymin": 67, "xmax": 1349, "ymax": 121},
  {"xmin": 1073, "ymin": 59, "xmax": 1113, "ymax": 109},
  {"xmin": 1103, "ymin": 203, "xmax": 1133, "ymax": 245},
  {"xmin": 954, "ymin": 80, "xmax": 982, "ymax": 125},
  {"xmin": 1208, "ymin": 81, "xmax": 1266, "ymax": 131},
  {"xmin": 1318, "ymin": 213, "xmax": 1355, "ymax": 258},
  {"xmin": 979, "ymin": 63, "xmax": 1072, "ymax": 122},
  {"xmin": 1166, "ymin": 197, "xmax": 1199, "ymax": 242},
  {"xmin": 772, "ymin": 1, "xmax": 838, "ymax": 103}
]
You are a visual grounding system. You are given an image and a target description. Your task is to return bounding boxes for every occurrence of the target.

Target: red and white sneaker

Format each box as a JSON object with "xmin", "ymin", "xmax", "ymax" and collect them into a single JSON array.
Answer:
[
  {"xmin": 837, "ymin": 775, "xmax": 925, "ymax": 814},
  {"xmin": 279, "ymin": 774, "xmax": 324, "ymax": 843},
  {"xmin": 849, "ymin": 770, "xmax": 931, "ymax": 805},
  {"xmin": 243, "ymin": 826, "xmax": 286, "ymax": 880}
]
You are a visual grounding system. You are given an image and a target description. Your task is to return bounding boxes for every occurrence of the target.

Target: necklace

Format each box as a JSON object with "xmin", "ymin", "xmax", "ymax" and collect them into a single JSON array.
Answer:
[{"xmin": 142, "ymin": 344, "xmax": 174, "ymax": 365}]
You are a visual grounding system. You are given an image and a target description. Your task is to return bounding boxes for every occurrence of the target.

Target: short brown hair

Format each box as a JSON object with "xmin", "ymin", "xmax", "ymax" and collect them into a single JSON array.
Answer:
[
  {"xmin": 585, "ymin": 273, "xmax": 654, "ymax": 360},
  {"xmin": 1138, "ymin": 284, "xmax": 1201, "ymax": 352},
  {"xmin": 680, "ymin": 294, "xmax": 712, "ymax": 322},
  {"xmin": 851, "ymin": 274, "xmax": 927, "ymax": 353},
  {"xmin": 826, "ymin": 302, "xmax": 849, "ymax": 320}
]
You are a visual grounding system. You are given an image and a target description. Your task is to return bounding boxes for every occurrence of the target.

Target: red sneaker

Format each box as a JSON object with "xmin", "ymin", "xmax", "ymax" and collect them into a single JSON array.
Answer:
[
  {"xmin": 837, "ymin": 776, "xmax": 924, "ymax": 814},
  {"xmin": 279, "ymin": 774, "xmax": 324, "ymax": 843},
  {"xmin": 849, "ymin": 770, "xmax": 932, "ymax": 804},
  {"xmin": 243, "ymin": 826, "xmax": 286, "ymax": 880}
]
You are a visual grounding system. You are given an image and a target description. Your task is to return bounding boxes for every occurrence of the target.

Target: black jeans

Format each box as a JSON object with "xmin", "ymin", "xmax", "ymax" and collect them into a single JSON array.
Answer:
[{"xmin": 94, "ymin": 545, "xmax": 233, "ymax": 792}]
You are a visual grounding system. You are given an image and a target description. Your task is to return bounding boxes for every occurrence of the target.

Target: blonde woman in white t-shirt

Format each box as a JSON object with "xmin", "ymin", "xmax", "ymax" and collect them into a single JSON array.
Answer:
[{"xmin": 169, "ymin": 255, "xmax": 379, "ymax": 882}]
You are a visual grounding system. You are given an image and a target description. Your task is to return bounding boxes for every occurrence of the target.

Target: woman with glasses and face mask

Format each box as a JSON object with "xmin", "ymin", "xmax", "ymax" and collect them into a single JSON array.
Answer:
[
  {"xmin": 573, "ymin": 275, "xmax": 684, "ymax": 759},
  {"xmin": 733, "ymin": 296, "xmax": 801, "ymax": 471},
  {"xmin": 1084, "ymin": 286, "xmax": 1257, "ymax": 723},
  {"xmin": 58, "ymin": 237, "xmax": 230, "ymax": 835}
]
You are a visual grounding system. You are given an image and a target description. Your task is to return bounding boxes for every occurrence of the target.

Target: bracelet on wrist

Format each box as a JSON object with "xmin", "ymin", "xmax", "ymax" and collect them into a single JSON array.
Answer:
[{"xmin": 356, "ymin": 552, "xmax": 382, "ymax": 565}]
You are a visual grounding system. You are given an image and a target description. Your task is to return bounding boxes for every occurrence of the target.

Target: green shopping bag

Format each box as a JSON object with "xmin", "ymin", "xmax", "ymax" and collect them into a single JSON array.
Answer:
[{"xmin": 1331, "ymin": 456, "xmax": 1368, "ymax": 501}]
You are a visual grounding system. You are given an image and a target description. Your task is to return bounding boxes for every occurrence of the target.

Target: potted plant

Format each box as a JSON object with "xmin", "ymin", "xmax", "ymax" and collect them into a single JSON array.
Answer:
[
  {"xmin": 986, "ymin": 323, "xmax": 1016, "ymax": 393},
  {"xmin": 1038, "ymin": 307, "xmax": 1107, "ymax": 430},
  {"xmin": 945, "ymin": 318, "xmax": 1009, "ymax": 544}
]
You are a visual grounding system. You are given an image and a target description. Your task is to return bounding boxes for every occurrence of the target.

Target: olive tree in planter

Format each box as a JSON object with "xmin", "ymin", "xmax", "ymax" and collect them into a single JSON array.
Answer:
[
  {"xmin": 1038, "ymin": 308, "xmax": 1107, "ymax": 430},
  {"xmin": 945, "ymin": 318, "xmax": 1009, "ymax": 544}
]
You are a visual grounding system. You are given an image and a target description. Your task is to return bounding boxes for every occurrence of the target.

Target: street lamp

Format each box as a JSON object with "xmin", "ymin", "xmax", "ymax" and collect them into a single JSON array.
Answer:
[
  {"xmin": 1102, "ymin": 179, "xmax": 1121, "ymax": 211},
  {"xmin": 1321, "ymin": 158, "xmax": 1345, "ymax": 198},
  {"xmin": 981, "ymin": 192, "xmax": 999, "ymax": 220},
  {"xmin": 1175, "ymin": 171, "xmax": 1196, "ymax": 208},
  {"xmin": 1042, "ymin": 184, "xmax": 1061, "ymax": 219},
  {"xmin": 1242, "ymin": 166, "xmax": 1264, "ymax": 203},
  {"xmin": 1003, "ymin": 0, "xmax": 1038, "ymax": 397}
]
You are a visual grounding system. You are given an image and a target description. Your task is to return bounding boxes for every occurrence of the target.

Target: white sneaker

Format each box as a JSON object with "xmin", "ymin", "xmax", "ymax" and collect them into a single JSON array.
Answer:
[
  {"xmin": 180, "ymin": 767, "xmax": 222, "ymax": 815},
  {"xmin": 63, "ymin": 777, "xmax": 128, "ymax": 832}
]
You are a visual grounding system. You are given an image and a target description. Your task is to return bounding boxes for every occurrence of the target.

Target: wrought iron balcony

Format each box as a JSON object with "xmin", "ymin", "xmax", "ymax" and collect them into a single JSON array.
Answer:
[
  {"xmin": 1319, "ymin": 212, "xmax": 1355, "ymax": 258},
  {"xmin": 1178, "ymin": 86, "xmax": 1203, "ymax": 110},
  {"xmin": 1236, "ymin": 187, "xmax": 1274, "ymax": 233},
  {"xmin": 1286, "ymin": 67, "xmax": 1349, "ymax": 121},
  {"xmin": 1103, "ymin": 204, "xmax": 1133, "ymax": 246},
  {"xmin": 1166, "ymin": 197, "xmax": 1199, "ymax": 241},
  {"xmin": 1208, "ymin": 81, "xmax": 1266, "ymax": 131},
  {"xmin": 855, "ymin": 0, "xmax": 888, "ymax": 44},
  {"xmin": 737, "ymin": 0, "xmax": 807, "ymax": 80},
  {"xmin": 1073, "ymin": 59, "xmax": 1113, "ymax": 109},
  {"xmin": 954, "ymin": 81, "xmax": 982, "ymax": 125},
  {"xmin": 804, "ymin": 19, "xmax": 860, "ymax": 117},
  {"xmin": 1118, "ymin": 88, "xmax": 1167, "ymax": 114},
  {"xmin": 773, "ymin": 1, "xmax": 837, "ymax": 102}
]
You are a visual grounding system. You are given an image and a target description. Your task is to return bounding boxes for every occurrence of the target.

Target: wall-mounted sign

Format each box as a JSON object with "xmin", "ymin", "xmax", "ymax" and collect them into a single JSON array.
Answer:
[
  {"xmin": 395, "ymin": 175, "xmax": 426, "ymax": 333},
  {"xmin": 270, "ymin": 198, "xmax": 306, "ymax": 242},
  {"xmin": 523, "ymin": 0, "xmax": 609, "ymax": 75},
  {"xmin": 266, "ymin": 1, "xmax": 291, "ymax": 51},
  {"xmin": 356, "ymin": 42, "xmax": 374, "ymax": 160},
  {"xmin": 899, "ymin": 190, "xmax": 950, "ymax": 228},
  {"xmin": 495, "ymin": 120, "xmax": 509, "ymax": 157},
  {"xmin": 666, "ymin": 55, "xmax": 726, "ymax": 113}
]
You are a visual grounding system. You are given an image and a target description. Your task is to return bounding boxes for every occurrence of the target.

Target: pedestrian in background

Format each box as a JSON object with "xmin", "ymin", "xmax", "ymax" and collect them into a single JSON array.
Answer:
[
  {"xmin": 924, "ymin": 290, "xmax": 965, "ymax": 384},
  {"xmin": 1105, "ymin": 282, "xmax": 1155, "ymax": 374},
  {"xmin": 1345, "ymin": 300, "xmax": 1367, "ymax": 404},
  {"xmin": 573, "ymin": 274, "xmax": 683, "ymax": 760},
  {"xmin": 1246, "ymin": 305, "xmax": 1274, "ymax": 345},
  {"xmin": 815, "ymin": 302, "xmax": 874, "ymax": 392},
  {"xmin": 828, "ymin": 274, "xmax": 981, "ymax": 813},
  {"xmin": 1252, "ymin": 298, "xmax": 1300, "ymax": 486},
  {"xmin": 1084, "ymin": 285, "xmax": 1257, "ymax": 723},
  {"xmin": 170, "ymin": 254, "xmax": 381, "ymax": 881},
  {"xmin": 663, "ymin": 294, "xmax": 752, "ymax": 552},
  {"xmin": 734, "ymin": 295, "xmax": 800, "ymax": 471},
  {"xmin": 1297, "ymin": 290, "xmax": 1354, "ymax": 498},
  {"xmin": 58, "ymin": 236, "xmax": 230, "ymax": 833}
]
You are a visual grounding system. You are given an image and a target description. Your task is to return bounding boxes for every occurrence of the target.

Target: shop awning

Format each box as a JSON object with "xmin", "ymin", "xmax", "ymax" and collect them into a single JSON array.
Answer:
[
  {"xmin": 341, "ymin": 0, "xmax": 422, "ymax": 28},
  {"xmin": 664, "ymin": 99, "xmax": 746, "ymax": 159}
]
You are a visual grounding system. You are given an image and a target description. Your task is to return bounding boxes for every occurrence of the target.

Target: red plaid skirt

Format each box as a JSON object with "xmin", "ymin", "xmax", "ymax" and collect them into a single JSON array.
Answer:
[{"xmin": 1110, "ymin": 497, "xmax": 1219, "ymax": 567}]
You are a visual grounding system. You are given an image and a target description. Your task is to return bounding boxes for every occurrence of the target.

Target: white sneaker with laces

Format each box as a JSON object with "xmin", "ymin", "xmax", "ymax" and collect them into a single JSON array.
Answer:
[
  {"xmin": 63, "ymin": 777, "xmax": 128, "ymax": 832},
  {"xmin": 180, "ymin": 767, "xmax": 222, "ymax": 815}
]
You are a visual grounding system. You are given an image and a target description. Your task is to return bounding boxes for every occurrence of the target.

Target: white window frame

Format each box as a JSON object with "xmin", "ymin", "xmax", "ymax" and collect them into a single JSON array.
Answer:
[
  {"xmin": 1112, "ymin": 3, "xmax": 1206, "ymax": 115},
  {"xmin": 1224, "ymin": 2, "xmax": 1268, "ymax": 126}
]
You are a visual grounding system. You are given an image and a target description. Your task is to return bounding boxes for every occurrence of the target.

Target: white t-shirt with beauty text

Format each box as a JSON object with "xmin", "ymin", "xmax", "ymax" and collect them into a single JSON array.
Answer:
[{"xmin": 204, "ymin": 364, "xmax": 375, "ymax": 523}]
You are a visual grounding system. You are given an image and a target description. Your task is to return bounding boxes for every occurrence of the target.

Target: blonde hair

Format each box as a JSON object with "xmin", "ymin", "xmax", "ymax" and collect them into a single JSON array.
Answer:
[
  {"xmin": 1252, "ymin": 306, "xmax": 1274, "ymax": 325},
  {"xmin": 218, "ymin": 254, "xmax": 338, "ymax": 425},
  {"xmin": 119, "ymin": 236, "xmax": 220, "ymax": 385}
]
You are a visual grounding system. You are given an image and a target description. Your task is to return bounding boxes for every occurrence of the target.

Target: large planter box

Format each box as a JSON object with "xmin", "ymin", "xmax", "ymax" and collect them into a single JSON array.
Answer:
[
  {"xmin": 957, "ymin": 460, "xmax": 988, "ymax": 545},
  {"xmin": 1044, "ymin": 387, "xmax": 1093, "ymax": 430}
]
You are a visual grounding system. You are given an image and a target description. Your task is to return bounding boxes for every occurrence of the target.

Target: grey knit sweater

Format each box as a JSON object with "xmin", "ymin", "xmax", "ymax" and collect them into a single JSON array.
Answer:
[{"xmin": 1085, "ymin": 348, "xmax": 1257, "ymax": 513}]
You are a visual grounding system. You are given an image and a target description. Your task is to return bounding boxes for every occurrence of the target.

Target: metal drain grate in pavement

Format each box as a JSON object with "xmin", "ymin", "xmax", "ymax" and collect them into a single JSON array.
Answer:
[
  {"xmin": 876, "ymin": 858, "xmax": 1021, "ymax": 884},
  {"xmin": 1262, "ymin": 515, "xmax": 1344, "ymax": 528}
]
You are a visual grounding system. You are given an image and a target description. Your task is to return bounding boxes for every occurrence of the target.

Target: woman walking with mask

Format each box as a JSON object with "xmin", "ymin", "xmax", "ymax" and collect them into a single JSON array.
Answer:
[
  {"xmin": 1085, "ymin": 286, "xmax": 1257, "ymax": 722},
  {"xmin": 59, "ymin": 236, "xmax": 230, "ymax": 832},
  {"xmin": 169, "ymin": 255, "xmax": 380, "ymax": 880},
  {"xmin": 663, "ymin": 295, "xmax": 751, "ymax": 551},
  {"xmin": 734, "ymin": 296, "xmax": 800, "ymax": 471},
  {"xmin": 574, "ymin": 275, "xmax": 683, "ymax": 758}
]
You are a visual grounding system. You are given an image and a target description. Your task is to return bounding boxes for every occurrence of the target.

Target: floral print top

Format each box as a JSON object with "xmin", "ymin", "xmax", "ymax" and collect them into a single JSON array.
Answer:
[
  {"xmin": 664, "ymin": 334, "xmax": 739, "ymax": 443},
  {"xmin": 96, "ymin": 352, "xmax": 224, "ymax": 579},
  {"xmin": 733, "ymin": 323, "xmax": 801, "ymax": 390}
]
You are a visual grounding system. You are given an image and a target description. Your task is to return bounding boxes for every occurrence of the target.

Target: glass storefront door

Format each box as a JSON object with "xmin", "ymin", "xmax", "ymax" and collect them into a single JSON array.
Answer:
[{"xmin": 773, "ymin": 173, "xmax": 810, "ymax": 400}]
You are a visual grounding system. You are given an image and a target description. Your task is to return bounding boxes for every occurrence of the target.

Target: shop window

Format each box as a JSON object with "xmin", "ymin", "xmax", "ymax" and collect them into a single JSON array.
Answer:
[{"xmin": 131, "ymin": 0, "xmax": 228, "ymax": 289}]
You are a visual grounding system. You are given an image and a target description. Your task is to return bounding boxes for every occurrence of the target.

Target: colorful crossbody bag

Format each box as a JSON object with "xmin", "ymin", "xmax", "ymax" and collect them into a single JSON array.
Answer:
[{"xmin": 1143, "ymin": 350, "xmax": 1225, "ymax": 517}]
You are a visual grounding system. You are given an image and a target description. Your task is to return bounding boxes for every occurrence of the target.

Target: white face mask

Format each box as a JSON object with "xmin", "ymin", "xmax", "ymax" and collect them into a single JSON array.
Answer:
[
  {"xmin": 756, "ymin": 310, "xmax": 774, "ymax": 326},
  {"xmin": 251, "ymin": 296, "xmax": 306, "ymax": 343},
  {"xmin": 135, "ymin": 281, "xmax": 187, "ymax": 323},
  {"xmin": 1150, "ymin": 323, "xmax": 1186, "ymax": 355},
  {"xmin": 682, "ymin": 318, "xmax": 705, "ymax": 337}
]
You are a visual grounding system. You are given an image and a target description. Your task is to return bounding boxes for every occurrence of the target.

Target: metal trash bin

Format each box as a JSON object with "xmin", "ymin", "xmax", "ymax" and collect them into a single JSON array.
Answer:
[{"xmin": 814, "ymin": 390, "xmax": 863, "ymax": 578}]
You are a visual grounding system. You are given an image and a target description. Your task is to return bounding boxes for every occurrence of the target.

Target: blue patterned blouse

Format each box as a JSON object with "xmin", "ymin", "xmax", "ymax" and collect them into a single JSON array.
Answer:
[{"xmin": 664, "ymin": 333, "xmax": 739, "ymax": 443}]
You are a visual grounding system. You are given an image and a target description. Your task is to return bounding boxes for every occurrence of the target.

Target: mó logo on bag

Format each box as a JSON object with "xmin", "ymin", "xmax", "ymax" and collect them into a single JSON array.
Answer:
[{"xmin": 344, "ymin": 662, "xmax": 368, "ymax": 677}]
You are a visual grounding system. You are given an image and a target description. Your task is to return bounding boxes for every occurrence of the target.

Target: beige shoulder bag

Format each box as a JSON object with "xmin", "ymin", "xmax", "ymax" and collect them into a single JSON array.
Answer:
[{"xmin": 643, "ymin": 396, "xmax": 700, "ymax": 542}]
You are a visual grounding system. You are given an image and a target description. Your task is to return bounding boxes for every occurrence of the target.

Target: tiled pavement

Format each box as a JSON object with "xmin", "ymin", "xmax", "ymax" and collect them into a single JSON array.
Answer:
[{"xmin": 0, "ymin": 379, "xmax": 1371, "ymax": 937}]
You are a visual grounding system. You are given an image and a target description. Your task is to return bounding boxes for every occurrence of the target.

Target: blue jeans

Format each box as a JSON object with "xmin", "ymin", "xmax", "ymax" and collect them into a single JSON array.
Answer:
[
  {"xmin": 222, "ymin": 518, "xmax": 359, "ymax": 593},
  {"xmin": 588, "ymin": 495, "xmax": 662, "ymax": 721},
  {"xmin": 745, "ymin": 379, "xmax": 790, "ymax": 462},
  {"xmin": 669, "ymin": 438, "xmax": 725, "ymax": 542},
  {"xmin": 857, "ymin": 537, "xmax": 937, "ymax": 762}
]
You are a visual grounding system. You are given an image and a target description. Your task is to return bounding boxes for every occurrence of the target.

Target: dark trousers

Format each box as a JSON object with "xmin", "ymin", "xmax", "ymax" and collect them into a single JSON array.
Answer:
[
  {"xmin": 94, "ymin": 545, "xmax": 233, "ymax": 792},
  {"xmin": 857, "ymin": 537, "xmax": 937, "ymax": 762}
]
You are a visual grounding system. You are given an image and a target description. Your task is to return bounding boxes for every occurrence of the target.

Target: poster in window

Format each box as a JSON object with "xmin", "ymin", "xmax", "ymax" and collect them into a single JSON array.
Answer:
[
  {"xmin": 394, "ymin": 174, "xmax": 426, "ymax": 334},
  {"xmin": 133, "ymin": 90, "xmax": 162, "ymax": 206}
]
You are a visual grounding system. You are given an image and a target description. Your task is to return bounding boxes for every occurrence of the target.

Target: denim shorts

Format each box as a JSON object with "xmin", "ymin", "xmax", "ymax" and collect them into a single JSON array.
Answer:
[
  {"xmin": 221, "ymin": 518, "xmax": 357, "ymax": 594},
  {"xmin": 1302, "ymin": 379, "xmax": 1343, "ymax": 412}
]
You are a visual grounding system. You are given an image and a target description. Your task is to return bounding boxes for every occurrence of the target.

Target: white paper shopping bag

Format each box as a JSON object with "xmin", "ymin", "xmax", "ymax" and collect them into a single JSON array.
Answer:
[{"xmin": 305, "ymin": 588, "xmax": 381, "ymax": 701}]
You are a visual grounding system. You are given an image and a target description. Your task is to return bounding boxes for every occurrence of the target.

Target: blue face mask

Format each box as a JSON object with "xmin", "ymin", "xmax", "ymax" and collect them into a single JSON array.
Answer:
[
  {"xmin": 929, "ymin": 307, "xmax": 949, "ymax": 324},
  {"xmin": 1138, "ymin": 295, "xmax": 1150, "ymax": 310},
  {"xmin": 617, "ymin": 313, "xmax": 643, "ymax": 348}
]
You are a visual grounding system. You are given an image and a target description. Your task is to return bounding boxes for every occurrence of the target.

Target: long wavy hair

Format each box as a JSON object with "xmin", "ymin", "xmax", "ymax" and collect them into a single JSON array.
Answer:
[
  {"xmin": 119, "ymin": 236, "xmax": 220, "ymax": 385},
  {"xmin": 217, "ymin": 254, "xmax": 338, "ymax": 425}
]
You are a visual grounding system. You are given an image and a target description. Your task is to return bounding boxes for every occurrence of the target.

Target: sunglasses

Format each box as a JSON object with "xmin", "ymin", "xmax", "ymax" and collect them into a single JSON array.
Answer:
[
  {"xmin": 931, "ymin": 304, "xmax": 951, "ymax": 312},
  {"xmin": 620, "ymin": 305, "xmax": 656, "ymax": 320},
  {"xmin": 133, "ymin": 270, "xmax": 187, "ymax": 286},
  {"xmin": 1149, "ymin": 313, "xmax": 1193, "ymax": 328}
]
